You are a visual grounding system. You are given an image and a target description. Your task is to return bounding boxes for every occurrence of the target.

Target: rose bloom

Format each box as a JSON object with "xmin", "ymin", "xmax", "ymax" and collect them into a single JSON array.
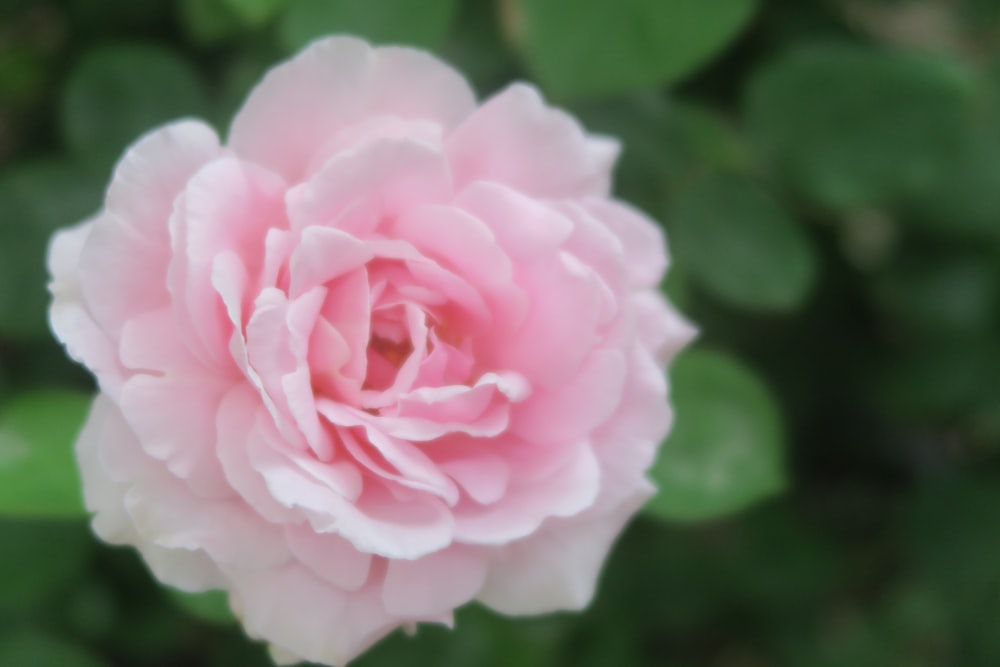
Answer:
[{"xmin": 48, "ymin": 36, "xmax": 694, "ymax": 665}]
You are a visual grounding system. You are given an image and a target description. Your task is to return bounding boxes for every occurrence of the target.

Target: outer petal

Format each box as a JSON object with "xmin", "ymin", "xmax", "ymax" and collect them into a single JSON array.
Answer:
[
  {"xmin": 382, "ymin": 546, "xmax": 487, "ymax": 616},
  {"xmin": 285, "ymin": 526, "xmax": 372, "ymax": 592},
  {"xmin": 582, "ymin": 198, "xmax": 669, "ymax": 289},
  {"xmin": 447, "ymin": 83, "xmax": 619, "ymax": 199},
  {"xmin": 230, "ymin": 563, "xmax": 401, "ymax": 667},
  {"xmin": 477, "ymin": 495, "xmax": 648, "ymax": 615},
  {"xmin": 78, "ymin": 121, "xmax": 222, "ymax": 337},
  {"xmin": 48, "ymin": 220, "xmax": 125, "ymax": 396},
  {"xmin": 590, "ymin": 346, "xmax": 671, "ymax": 510},
  {"xmin": 75, "ymin": 396, "xmax": 227, "ymax": 591},
  {"xmin": 76, "ymin": 395, "xmax": 143, "ymax": 544},
  {"xmin": 230, "ymin": 36, "xmax": 475, "ymax": 182},
  {"xmin": 117, "ymin": 369, "xmax": 233, "ymax": 499}
]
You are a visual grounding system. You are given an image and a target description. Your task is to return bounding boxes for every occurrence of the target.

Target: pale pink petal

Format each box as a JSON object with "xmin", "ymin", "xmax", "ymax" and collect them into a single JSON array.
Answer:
[
  {"xmin": 339, "ymin": 427, "xmax": 460, "ymax": 506},
  {"xmin": 78, "ymin": 215, "xmax": 170, "ymax": 339},
  {"xmin": 477, "ymin": 497, "xmax": 647, "ymax": 615},
  {"xmin": 139, "ymin": 543, "xmax": 227, "ymax": 593},
  {"xmin": 414, "ymin": 329, "xmax": 475, "ymax": 387},
  {"xmin": 447, "ymin": 83, "xmax": 619, "ymax": 198},
  {"xmin": 631, "ymin": 292, "xmax": 698, "ymax": 363},
  {"xmin": 315, "ymin": 268, "xmax": 371, "ymax": 399},
  {"xmin": 229, "ymin": 563, "xmax": 400, "ymax": 667},
  {"xmin": 454, "ymin": 443, "xmax": 600, "ymax": 544},
  {"xmin": 439, "ymin": 455, "xmax": 509, "ymax": 505},
  {"xmin": 286, "ymin": 138, "xmax": 452, "ymax": 235},
  {"xmin": 288, "ymin": 226, "xmax": 373, "ymax": 298},
  {"xmin": 366, "ymin": 240, "xmax": 493, "ymax": 325},
  {"xmin": 210, "ymin": 250, "xmax": 252, "ymax": 374},
  {"xmin": 590, "ymin": 346, "xmax": 671, "ymax": 509},
  {"xmin": 118, "ymin": 308, "xmax": 204, "ymax": 376},
  {"xmin": 215, "ymin": 386, "xmax": 303, "ymax": 524},
  {"xmin": 124, "ymin": 473, "xmax": 290, "ymax": 571},
  {"xmin": 117, "ymin": 373, "xmax": 233, "ymax": 499},
  {"xmin": 482, "ymin": 251, "xmax": 603, "ymax": 389},
  {"xmin": 583, "ymin": 198, "xmax": 668, "ymax": 289},
  {"xmin": 76, "ymin": 395, "xmax": 144, "ymax": 544},
  {"xmin": 307, "ymin": 117, "xmax": 443, "ymax": 173},
  {"xmin": 285, "ymin": 525, "xmax": 372, "ymax": 592},
  {"xmin": 105, "ymin": 120, "xmax": 222, "ymax": 242},
  {"xmin": 80, "ymin": 394, "xmax": 287, "ymax": 573},
  {"xmin": 230, "ymin": 36, "xmax": 475, "ymax": 181},
  {"xmin": 48, "ymin": 220, "xmax": 125, "ymax": 397},
  {"xmin": 509, "ymin": 350, "xmax": 626, "ymax": 445},
  {"xmin": 455, "ymin": 181, "xmax": 574, "ymax": 262},
  {"xmin": 392, "ymin": 205, "xmax": 513, "ymax": 293},
  {"xmin": 368, "ymin": 45, "xmax": 476, "ymax": 132},
  {"xmin": 320, "ymin": 397, "xmax": 511, "ymax": 443},
  {"xmin": 78, "ymin": 120, "xmax": 221, "ymax": 337},
  {"xmin": 332, "ymin": 483, "xmax": 454, "ymax": 560},
  {"xmin": 248, "ymin": 425, "xmax": 452, "ymax": 559},
  {"xmin": 168, "ymin": 157, "xmax": 288, "ymax": 364},
  {"xmin": 557, "ymin": 202, "xmax": 627, "ymax": 323},
  {"xmin": 382, "ymin": 547, "xmax": 487, "ymax": 616},
  {"xmin": 244, "ymin": 288, "xmax": 306, "ymax": 441}
]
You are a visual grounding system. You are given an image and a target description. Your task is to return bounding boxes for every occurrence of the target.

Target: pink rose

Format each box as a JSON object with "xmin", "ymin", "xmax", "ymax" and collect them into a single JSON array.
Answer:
[{"xmin": 48, "ymin": 36, "xmax": 694, "ymax": 665}]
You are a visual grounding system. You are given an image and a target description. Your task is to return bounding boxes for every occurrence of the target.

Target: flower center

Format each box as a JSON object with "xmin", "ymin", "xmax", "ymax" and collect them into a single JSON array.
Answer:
[{"xmin": 363, "ymin": 306, "xmax": 418, "ymax": 392}]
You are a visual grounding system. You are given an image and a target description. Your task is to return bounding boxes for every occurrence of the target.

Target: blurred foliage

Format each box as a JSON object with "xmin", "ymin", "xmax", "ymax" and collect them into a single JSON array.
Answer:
[{"xmin": 1, "ymin": 0, "xmax": 999, "ymax": 665}]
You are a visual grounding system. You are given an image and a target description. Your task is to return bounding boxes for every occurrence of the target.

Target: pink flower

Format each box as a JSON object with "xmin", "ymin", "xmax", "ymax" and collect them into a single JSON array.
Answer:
[{"xmin": 48, "ymin": 36, "xmax": 695, "ymax": 665}]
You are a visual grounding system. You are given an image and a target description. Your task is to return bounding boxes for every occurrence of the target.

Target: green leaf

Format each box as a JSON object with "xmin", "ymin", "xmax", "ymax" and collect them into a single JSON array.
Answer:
[
  {"xmin": 669, "ymin": 173, "xmax": 818, "ymax": 311},
  {"xmin": 178, "ymin": 0, "xmax": 244, "ymax": 45},
  {"xmin": 875, "ymin": 339, "xmax": 1000, "ymax": 421},
  {"xmin": 168, "ymin": 589, "xmax": 235, "ymax": 625},
  {"xmin": 900, "ymin": 475, "xmax": 1000, "ymax": 617},
  {"xmin": 872, "ymin": 251, "xmax": 999, "ymax": 339},
  {"xmin": 278, "ymin": 0, "xmax": 458, "ymax": 53},
  {"xmin": 0, "ymin": 630, "xmax": 108, "ymax": 667},
  {"xmin": 747, "ymin": 46, "xmax": 974, "ymax": 210},
  {"xmin": 440, "ymin": 0, "xmax": 518, "ymax": 94},
  {"xmin": 61, "ymin": 44, "xmax": 208, "ymax": 166},
  {"xmin": 0, "ymin": 390, "xmax": 92, "ymax": 517},
  {"xmin": 574, "ymin": 98, "xmax": 748, "ymax": 213},
  {"xmin": 0, "ymin": 159, "xmax": 104, "ymax": 339},
  {"xmin": 647, "ymin": 348, "xmax": 785, "ymax": 522},
  {"xmin": 511, "ymin": 0, "xmax": 758, "ymax": 98},
  {"xmin": 220, "ymin": 0, "xmax": 288, "ymax": 27},
  {"xmin": 0, "ymin": 519, "xmax": 93, "ymax": 612},
  {"xmin": 903, "ymin": 112, "xmax": 1000, "ymax": 242}
]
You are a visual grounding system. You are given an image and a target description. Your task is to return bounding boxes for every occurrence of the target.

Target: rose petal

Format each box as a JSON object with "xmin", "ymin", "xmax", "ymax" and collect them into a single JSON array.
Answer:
[
  {"xmin": 382, "ymin": 546, "xmax": 487, "ymax": 616},
  {"xmin": 509, "ymin": 349, "xmax": 626, "ymax": 445},
  {"xmin": 286, "ymin": 138, "xmax": 452, "ymax": 236},
  {"xmin": 216, "ymin": 386, "xmax": 302, "ymax": 524},
  {"xmin": 453, "ymin": 442, "xmax": 601, "ymax": 544},
  {"xmin": 583, "ymin": 198, "xmax": 668, "ymax": 289},
  {"xmin": 455, "ymin": 181, "xmax": 574, "ymax": 262},
  {"xmin": 285, "ymin": 525, "xmax": 372, "ymax": 592},
  {"xmin": 78, "ymin": 121, "xmax": 221, "ymax": 337},
  {"xmin": 168, "ymin": 157, "xmax": 288, "ymax": 364},
  {"xmin": 231, "ymin": 37, "xmax": 474, "ymax": 181},
  {"xmin": 230, "ymin": 562, "xmax": 399, "ymax": 667},
  {"xmin": 48, "ymin": 220, "xmax": 125, "ymax": 397},
  {"xmin": 477, "ymin": 497, "xmax": 647, "ymax": 615},
  {"xmin": 447, "ymin": 83, "xmax": 618, "ymax": 199},
  {"xmin": 288, "ymin": 226, "xmax": 373, "ymax": 298}
]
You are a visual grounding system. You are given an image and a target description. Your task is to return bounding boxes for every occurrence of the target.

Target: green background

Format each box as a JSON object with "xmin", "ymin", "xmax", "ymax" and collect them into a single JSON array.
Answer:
[{"xmin": 1, "ymin": 0, "xmax": 999, "ymax": 665}]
